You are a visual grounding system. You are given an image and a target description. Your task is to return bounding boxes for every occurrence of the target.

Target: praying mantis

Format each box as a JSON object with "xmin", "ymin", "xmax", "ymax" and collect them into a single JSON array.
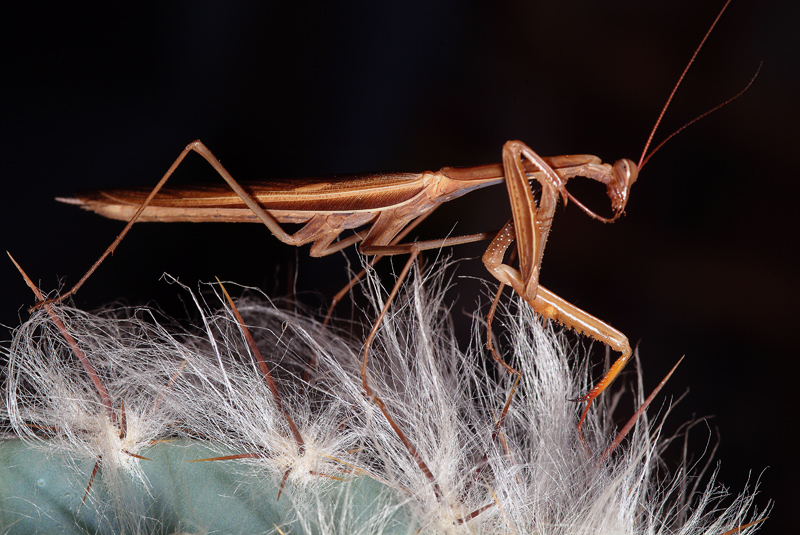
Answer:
[
  {"xmin": 32, "ymin": 0, "xmax": 749, "ymax": 439},
  {"xmin": 57, "ymin": 142, "xmax": 635, "ymax": 425}
]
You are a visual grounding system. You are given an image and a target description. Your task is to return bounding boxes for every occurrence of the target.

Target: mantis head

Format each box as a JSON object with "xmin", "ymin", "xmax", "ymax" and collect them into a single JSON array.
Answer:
[{"xmin": 607, "ymin": 158, "xmax": 638, "ymax": 220}]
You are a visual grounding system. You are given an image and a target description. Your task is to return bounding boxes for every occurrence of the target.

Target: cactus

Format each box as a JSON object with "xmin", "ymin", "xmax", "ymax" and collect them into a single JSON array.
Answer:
[{"xmin": 2, "ymin": 264, "xmax": 767, "ymax": 534}]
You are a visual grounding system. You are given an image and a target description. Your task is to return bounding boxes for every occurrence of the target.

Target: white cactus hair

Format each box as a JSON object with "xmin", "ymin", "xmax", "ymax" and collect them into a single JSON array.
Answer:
[
  {"xmin": 2, "ymin": 259, "xmax": 768, "ymax": 534},
  {"xmin": 5, "ymin": 302, "xmax": 188, "ymax": 533}
]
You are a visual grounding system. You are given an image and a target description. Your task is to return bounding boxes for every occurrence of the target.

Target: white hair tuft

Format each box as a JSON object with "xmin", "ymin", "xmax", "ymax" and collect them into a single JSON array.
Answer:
[{"xmin": 2, "ymin": 261, "xmax": 767, "ymax": 534}]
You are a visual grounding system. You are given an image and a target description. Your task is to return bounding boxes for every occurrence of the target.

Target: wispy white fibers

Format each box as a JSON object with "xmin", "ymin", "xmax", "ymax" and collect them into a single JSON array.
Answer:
[
  {"xmin": 159, "ymin": 279, "xmax": 372, "ymax": 495},
  {"xmin": 2, "ymin": 261, "xmax": 767, "ymax": 534},
  {"xmin": 4, "ymin": 302, "xmax": 192, "ymax": 533}
]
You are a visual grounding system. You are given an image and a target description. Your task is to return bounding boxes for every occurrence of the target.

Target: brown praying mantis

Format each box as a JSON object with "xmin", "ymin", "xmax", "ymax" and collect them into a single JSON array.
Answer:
[
  {"xmin": 35, "ymin": 0, "xmax": 750, "ymax": 437},
  {"xmin": 57, "ymin": 143, "xmax": 634, "ymax": 422}
]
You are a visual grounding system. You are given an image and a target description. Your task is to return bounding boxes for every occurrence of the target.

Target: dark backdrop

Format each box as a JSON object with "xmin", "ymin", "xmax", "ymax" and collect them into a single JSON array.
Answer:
[{"xmin": 3, "ymin": 2, "xmax": 795, "ymax": 532}]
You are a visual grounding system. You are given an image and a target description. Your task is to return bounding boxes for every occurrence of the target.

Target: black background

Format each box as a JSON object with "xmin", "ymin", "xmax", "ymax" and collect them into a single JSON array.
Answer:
[{"xmin": 3, "ymin": 1, "xmax": 795, "ymax": 532}]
